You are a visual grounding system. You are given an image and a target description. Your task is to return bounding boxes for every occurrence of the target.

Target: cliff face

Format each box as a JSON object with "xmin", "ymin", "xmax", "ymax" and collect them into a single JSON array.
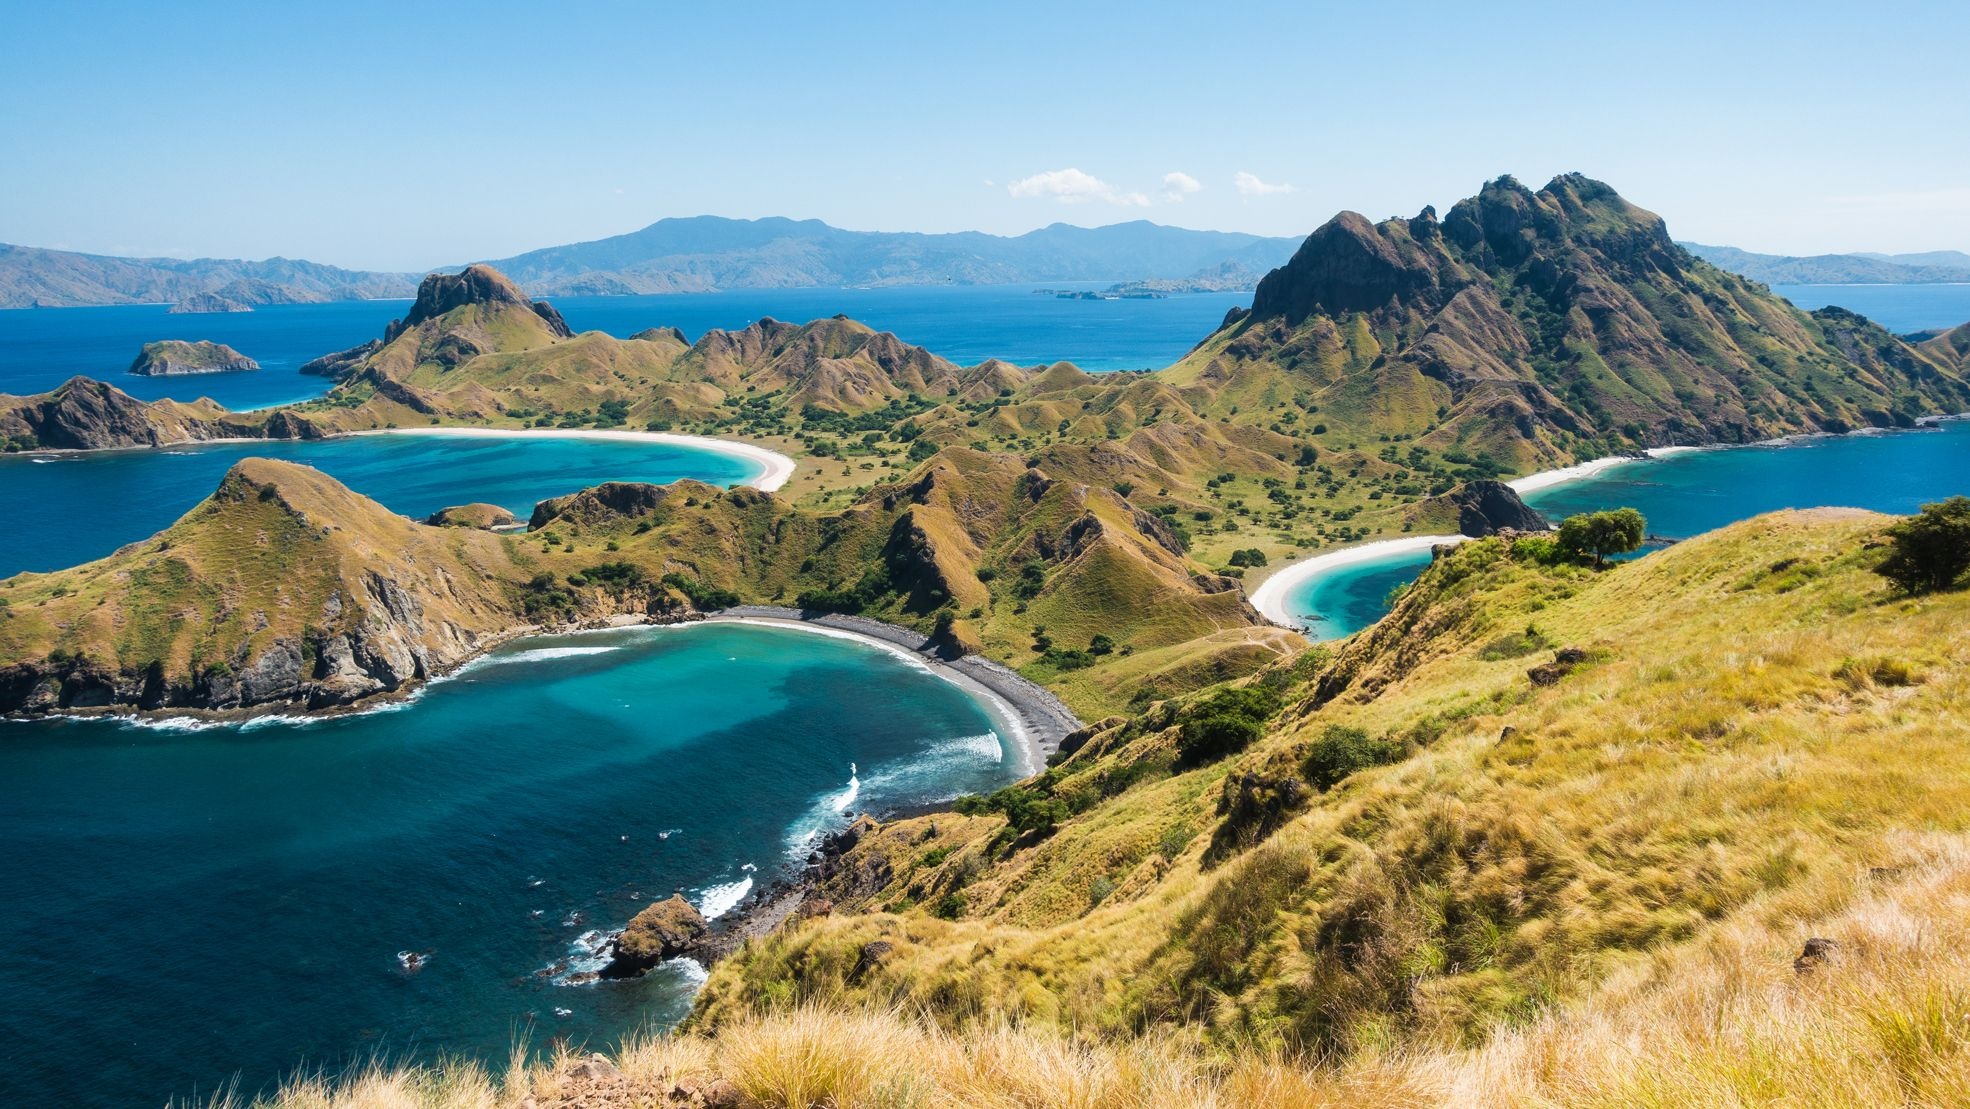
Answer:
[
  {"xmin": 128, "ymin": 339, "xmax": 259, "ymax": 376},
  {"xmin": 1173, "ymin": 175, "xmax": 1970, "ymax": 469},
  {"xmin": 0, "ymin": 376, "xmax": 323, "ymax": 450}
]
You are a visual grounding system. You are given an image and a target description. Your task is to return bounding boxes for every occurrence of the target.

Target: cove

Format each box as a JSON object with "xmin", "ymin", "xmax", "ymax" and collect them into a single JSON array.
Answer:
[
  {"xmin": 0, "ymin": 621, "xmax": 1025, "ymax": 1106},
  {"xmin": 1277, "ymin": 419, "xmax": 1970, "ymax": 638},
  {"xmin": 0, "ymin": 431, "xmax": 766, "ymax": 577}
]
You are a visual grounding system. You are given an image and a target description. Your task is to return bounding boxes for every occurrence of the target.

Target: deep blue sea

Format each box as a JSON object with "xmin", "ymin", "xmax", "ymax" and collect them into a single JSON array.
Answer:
[
  {"xmin": 1773, "ymin": 282, "xmax": 1970, "ymax": 334},
  {"xmin": 0, "ymin": 622, "xmax": 1021, "ymax": 1105},
  {"xmin": 0, "ymin": 284, "xmax": 1248, "ymax": 411},
  {"xmin": 0, "ymin": 433, "xmax": 761, "ymax": 577},
  {"xmin": 1282, "ymin": 420, "xmax": 1970, "ymax": 638}
]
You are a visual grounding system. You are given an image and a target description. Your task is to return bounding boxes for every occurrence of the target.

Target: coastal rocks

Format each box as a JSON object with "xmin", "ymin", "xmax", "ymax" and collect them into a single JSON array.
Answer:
[
  {"xmin": 425, "ymin": 503, "xmax": 519, "ymax": 529},
  {"xmin": 1448, "ymin": 480, "xmax": 1549, "ymax": 537},
  {"xmin": 299, "ymin": 339, "xmax": 382, "ymax": 379},
  {"xmin": 603, "ymin": 895, "xmax": 710, "ymax": 976},
  {"xmin": 128, "ymin": 339, "xmax": 260, "ymax": 376}
]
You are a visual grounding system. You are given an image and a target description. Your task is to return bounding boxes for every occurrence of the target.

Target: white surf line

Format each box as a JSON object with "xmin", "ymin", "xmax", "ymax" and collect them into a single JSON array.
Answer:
[
  {"xmin": 344, "ymin": 427, "xmax": 795, "ymax": 493},
  {"xmin": 1247, "ymin": 534, "xmax": 1467, "ymax": 628},
  {"xmin": 695, "ymin": 615, "xmax": 1046, "ymax": 777}
]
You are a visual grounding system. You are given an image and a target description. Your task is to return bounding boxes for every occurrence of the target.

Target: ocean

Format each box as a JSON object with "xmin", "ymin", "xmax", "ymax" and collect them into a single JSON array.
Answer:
[
  {"xmin": 0, "ymin": 284, "xmax": 1251, "ymax": 411},
  {"xmin": 1282, "ymin": 420, "xmax": 1970, "ymax": 638},
  {"xmin": 0, "ymin": 622, "xmax": 1023, "ymax": 1105}
]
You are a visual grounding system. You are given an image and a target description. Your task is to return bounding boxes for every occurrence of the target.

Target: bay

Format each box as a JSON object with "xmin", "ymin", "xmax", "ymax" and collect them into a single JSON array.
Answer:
[{"xmin": 0, "ymin": 622, "xmax": 1022, "ymax": 1106}]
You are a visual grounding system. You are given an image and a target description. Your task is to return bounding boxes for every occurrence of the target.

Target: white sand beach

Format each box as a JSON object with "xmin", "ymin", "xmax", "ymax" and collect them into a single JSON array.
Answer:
[
  {"xmin": 349, "ymin": 426, "xmax": 796, "ymax": 492},
  {"xmin": 1247, "ymin": 534, "xmax": 1468, "ymax": 627}
]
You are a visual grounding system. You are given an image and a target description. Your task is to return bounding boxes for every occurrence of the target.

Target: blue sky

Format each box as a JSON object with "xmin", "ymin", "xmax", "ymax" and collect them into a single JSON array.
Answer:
[{"xmin": 2, "ymin": 0, "xmax": 1965, "ymax": 269}]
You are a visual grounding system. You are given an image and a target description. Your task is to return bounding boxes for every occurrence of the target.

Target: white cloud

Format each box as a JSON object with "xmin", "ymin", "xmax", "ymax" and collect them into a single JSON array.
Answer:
[
  {"xmin": 1234, "ymin": 171, "xmax": 1294, "ymax": 197},
  {"xmin": 1007, "ymin": 168, "xmax": 1149, "ymax": 207},
  {"xmin": 1161, "ymin": 171, "xmax": 1202, "ymax": 202}
]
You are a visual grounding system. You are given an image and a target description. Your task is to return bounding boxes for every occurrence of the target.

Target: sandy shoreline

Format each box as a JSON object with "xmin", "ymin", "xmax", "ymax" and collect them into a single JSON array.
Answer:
[
  {"xmin": 13, "ymin": 424, "xmax": 798, "ymax": 494},
  {"xmin": 707, "ymin": 607, "xmax": 1081, "ymax": 774},
  {"xmin": 1247, "ymin": 534, "xmax": 1468, "ymax": 627},
  {"xmin": 1249, "ymin": 448, "xmax": 1677, "ymax": 630},
  {"xmin": 346, "ymin": 426, "xmax": 796, "ymax": 492}
]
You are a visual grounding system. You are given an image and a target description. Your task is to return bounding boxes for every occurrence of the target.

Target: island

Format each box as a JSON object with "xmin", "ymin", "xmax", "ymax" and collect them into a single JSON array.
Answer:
[
  {"xmin": 127, "ymin": 339, "xmax": 260, "ymax": 376},
  {"xmin": 168, "ymin": 292, "xmax": 254, "ymax": 314}
]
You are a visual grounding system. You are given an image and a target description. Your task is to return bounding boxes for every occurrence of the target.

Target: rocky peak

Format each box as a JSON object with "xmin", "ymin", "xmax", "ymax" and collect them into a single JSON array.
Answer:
[
  {"xmin": 1248, "ymin": 210, "xmax": 1451, "ymax": 322},
  {"xmin": 387, "ymin": 264, "xmax": 571, "ymax": 341}
]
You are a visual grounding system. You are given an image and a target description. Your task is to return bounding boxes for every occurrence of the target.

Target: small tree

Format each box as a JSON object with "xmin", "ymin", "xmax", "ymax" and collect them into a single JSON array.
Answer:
[
  {"xmin": 1876, "ymin": 496, "xmax": 1970, "ymax": 594},
  {"xmin": 1556, "ymin": 507, "xmax": 1646, "ymax": 568}
]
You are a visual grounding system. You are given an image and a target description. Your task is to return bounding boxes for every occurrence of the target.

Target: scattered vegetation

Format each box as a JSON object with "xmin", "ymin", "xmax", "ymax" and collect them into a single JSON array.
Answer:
[{"xmin": 1875, "ymin": 495, "xmax": 1970, "ymax": 594}]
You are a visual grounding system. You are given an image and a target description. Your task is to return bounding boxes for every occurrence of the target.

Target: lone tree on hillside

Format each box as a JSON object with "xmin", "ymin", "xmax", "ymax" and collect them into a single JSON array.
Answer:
[
  {"xmin": 1876, "ymin": 496, "xmax": 1970, "ymax": 594},
  {"xmin": 1557, "ymin": 507, "xmax": 1646, "ymax": 569}
]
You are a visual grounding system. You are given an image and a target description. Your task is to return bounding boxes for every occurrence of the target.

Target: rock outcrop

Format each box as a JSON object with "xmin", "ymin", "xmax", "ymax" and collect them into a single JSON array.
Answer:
[
  {"xmin": 0, "ymin": 376, "xmax": 181, "ymax": 448},
  {"xmin": 128, "ymin": 340, "xmax": 259, "ymax": 376},
  {"xmin": 386, "ymin": 265, "xmax": 571, "ymax": 342},
  {"xmin": 424, "ymin": 503, "xmax": 519, "ymax": 529},
  {"xmin": 1431, "ymin": 479, "xmax": 1550, "ymax": 537},
  {"xmin": 604, "ymin": 895, "xmax": 710, "ymax": 976}
]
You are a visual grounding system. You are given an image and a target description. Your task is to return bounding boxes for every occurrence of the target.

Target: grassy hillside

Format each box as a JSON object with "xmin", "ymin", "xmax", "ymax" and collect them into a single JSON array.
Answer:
[
  {"xmin": 0, "ymin": 449, "xmax": 1293, "ymax": 718},
  {"xmin": 690, "ymin": 509, "xmax": 1970, "ymax": 1060}
]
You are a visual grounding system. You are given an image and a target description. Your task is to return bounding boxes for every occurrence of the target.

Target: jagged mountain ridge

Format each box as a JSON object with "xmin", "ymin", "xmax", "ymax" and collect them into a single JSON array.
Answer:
[{"xmin": 1168, "ymin": 173, "xmax": 1970, "ymax": 469}]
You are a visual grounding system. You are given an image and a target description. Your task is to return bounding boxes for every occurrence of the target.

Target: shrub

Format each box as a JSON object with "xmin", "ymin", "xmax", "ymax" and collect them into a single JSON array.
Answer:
[
  {"xmin": 1227, "ymin": 548, "xmax": 1269, "ymax": 568},
  {"xmin": 1177, "ymin": 686, "xmax": 1284, "ymax": 764},
  {"xmin": 1875, "ymin": 496, "xmax": 1970, "ymax": 594},
  {"xmin": 1556, "ymin": 507, "xmax": 1646, "ymax": 568},
  {"xmin": 662, "ymin": 572, "xmax": 739, "ymax": 610},
  {"xmin": 1302, "ymin": 724, "xmax": 1406, "ymax": 791}
]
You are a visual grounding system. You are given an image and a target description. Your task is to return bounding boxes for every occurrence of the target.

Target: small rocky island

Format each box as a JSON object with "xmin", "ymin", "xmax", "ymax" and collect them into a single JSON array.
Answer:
[
  {"xmin": 127, "ymin": 340, "xmax": 259, "ymax": 376},
  {"xmin": 167, "ymin": 292, "xmax": 254, "ymax": 314}
]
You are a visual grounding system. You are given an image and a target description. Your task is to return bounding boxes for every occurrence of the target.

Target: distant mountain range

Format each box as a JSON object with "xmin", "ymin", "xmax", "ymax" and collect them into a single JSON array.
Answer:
[
  {"xmin": 1682, "ymin": 242, "xmax": 1970, "ymax": 285},
  {"xmin": 0, "ymin": 218, "xmax": 1302, "ymax": 309},
  {"xmin": 0, "ymin": 244, "xmax": 419, "ymax": 310},
  {"xmin": 9, "ymin": 220, "xmax": 1963, "ymax": 310},
  {"xmin": 472, "ymin": 216, "xmax": 1301, "ymax": 295}
]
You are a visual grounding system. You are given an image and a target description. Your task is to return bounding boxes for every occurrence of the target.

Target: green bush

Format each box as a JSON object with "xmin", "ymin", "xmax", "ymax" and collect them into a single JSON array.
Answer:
[
  {"xmin": 1303, "ymin": 724, "xmax": 1406, "ymax": 790},
  {"xmin": 661, "ymin": 572, "xmax": 739, "ymax": 610},
  {"xmin": 1556, "ymin": 507, "xmax": 1646, "ymax": 568},
  {"xmin": 1875, "ymin": 496, "xmax": 1970, "ymax": 594},
  {"xmin": 1177, "ymin": 686, "xmax": 1284, "ymax": 764}
]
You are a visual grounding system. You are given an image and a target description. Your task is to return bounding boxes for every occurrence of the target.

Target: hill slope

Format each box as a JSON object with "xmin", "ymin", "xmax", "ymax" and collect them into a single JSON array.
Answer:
[{"xmin": 694, "ymin": 509, "xmax": 1970, "ymax": 1063}]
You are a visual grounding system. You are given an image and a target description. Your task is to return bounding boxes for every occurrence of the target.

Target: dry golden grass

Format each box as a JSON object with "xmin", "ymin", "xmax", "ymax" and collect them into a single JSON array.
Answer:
[{"xmin": 233, "ymin": 834, "xmax": 1970, "ymax": 1107}]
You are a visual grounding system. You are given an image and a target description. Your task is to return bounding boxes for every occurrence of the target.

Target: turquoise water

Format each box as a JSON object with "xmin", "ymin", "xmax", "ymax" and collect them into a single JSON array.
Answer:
[
  {"xmin": 0, "ymin": 285, "xmax": 1248, "ymax": 410},
  {"xmin": 0, "ymin": 433, "xmax": 761, "ymax": 577},
  {"xmin": 0, "ymin": 622, "xmax": 1021, "ymax": 1106},
  {"xmin": 1773, "ymin": 283, "xmax": 1970, "ymax": 334},
  {"xmin": 1282, "ymin": 420, "xmax": 1970, "ymax": 638}
]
